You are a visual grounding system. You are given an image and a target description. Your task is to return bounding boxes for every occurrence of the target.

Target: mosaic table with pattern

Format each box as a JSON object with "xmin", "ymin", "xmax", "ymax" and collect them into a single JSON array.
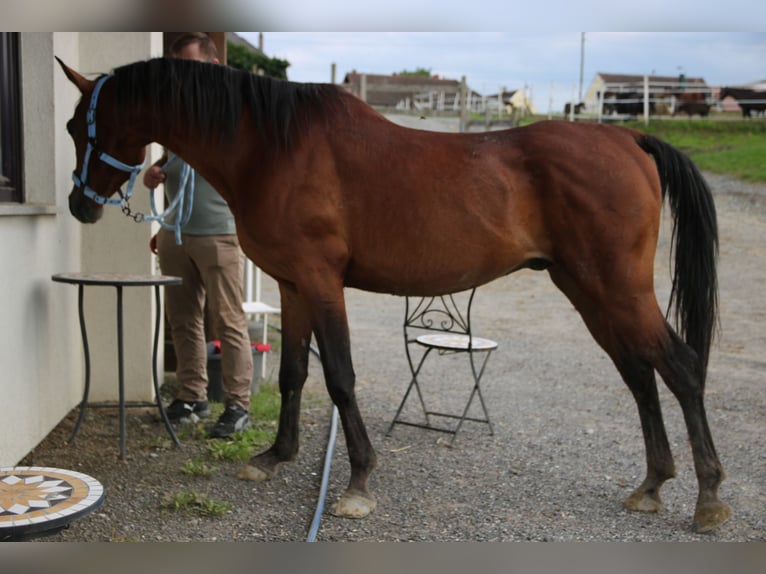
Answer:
[{"xmin": 0, "ymin": 466, "xmax": 105, "ymax": 541}]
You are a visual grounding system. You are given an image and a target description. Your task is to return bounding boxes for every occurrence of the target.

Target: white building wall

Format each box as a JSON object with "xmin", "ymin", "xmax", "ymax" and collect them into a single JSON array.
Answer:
[
  {"xmin": 584, "ymin": 75, "xmax": 606, "ymax": 110},
  {"xmin": 0, "ymin": 32, "xmax": 163, "ymax": 465},
  {"xmin": 74, "ymin": 33, "xmax": 165, "ymax": 403}
]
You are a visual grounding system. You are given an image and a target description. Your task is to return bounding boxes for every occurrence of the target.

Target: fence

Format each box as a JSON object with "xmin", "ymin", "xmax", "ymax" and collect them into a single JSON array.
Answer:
[
  {"xmin": 581, "ymin": 77, "xmax": 764, "ymax": 124},
  {"xmin": 393, "ymin": 77, "xmax": 533, "ymax": 131}
]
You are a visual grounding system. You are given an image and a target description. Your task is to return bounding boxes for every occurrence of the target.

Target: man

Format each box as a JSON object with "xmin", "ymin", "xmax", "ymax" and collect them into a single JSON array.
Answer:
[{"xmin": 145, "ymin": 32, "xmax": 252, "ymax": 438}]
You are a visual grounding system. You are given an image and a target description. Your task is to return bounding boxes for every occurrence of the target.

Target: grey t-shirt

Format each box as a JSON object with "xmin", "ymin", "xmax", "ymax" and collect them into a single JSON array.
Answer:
[{"xmin": 164, "ymin": 152, "xmax": 236, "ymax": 236}]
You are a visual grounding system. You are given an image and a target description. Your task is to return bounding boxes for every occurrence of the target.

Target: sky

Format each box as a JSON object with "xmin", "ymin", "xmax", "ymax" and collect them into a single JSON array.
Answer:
[
  {"xmin": 238, "ymin": 32, "xmax": 766, "ymax": 114},
  {"xmin": 5, "ymin": 2, "xmax": 762, "ymax": 113}
]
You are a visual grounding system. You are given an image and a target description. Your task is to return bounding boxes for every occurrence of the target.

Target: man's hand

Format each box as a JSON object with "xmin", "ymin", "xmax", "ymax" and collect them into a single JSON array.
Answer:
[{"xmin": 143, "ymin": 165, "xmax": 166, "ymax": 189}]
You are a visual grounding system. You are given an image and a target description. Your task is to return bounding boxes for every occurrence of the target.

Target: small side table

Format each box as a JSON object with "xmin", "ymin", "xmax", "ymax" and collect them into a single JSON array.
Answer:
[
  {"xmin": 0, "ymin": 466, "xmax": 105, "ymax": 541},
  {"xmin": 52, "ymin": 273, "xmax": 183, "ymax": 460}
]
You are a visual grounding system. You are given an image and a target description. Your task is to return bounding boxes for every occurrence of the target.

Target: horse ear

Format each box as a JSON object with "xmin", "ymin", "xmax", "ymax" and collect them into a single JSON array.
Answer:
[{"xmin": 55, "ymin": 56, "xmax": 94, "ymax": 94}]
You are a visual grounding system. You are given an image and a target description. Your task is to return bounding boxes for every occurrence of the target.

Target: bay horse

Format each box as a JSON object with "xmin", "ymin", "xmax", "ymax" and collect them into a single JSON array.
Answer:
[
  {"xmin": 673, "ymin": 92, "xmax": 712, "ymax": 118},
  {"xmin": 57, "ymin": 57, "xmax": 731, "ymax": 533}
]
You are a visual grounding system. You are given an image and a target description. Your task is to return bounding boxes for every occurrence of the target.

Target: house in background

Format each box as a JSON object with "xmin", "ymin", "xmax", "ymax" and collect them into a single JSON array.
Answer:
[
  {"xmin": 342, "ymin": 71, "xmax": 464, "ymax": 109},
  {"xmin": 0, "ymin": 32, "xmax": 229, "ymax": 466},
  {"xmin": 342, "ymin": 71, "xmax": 533, "ymax": 117},
  {"xmin": 485, "ymin": 88, "xmax": 537, "ymax": 115},
  {"xmin": 584, "ymin": 72, "xmax": 709, "ymax": 114}
]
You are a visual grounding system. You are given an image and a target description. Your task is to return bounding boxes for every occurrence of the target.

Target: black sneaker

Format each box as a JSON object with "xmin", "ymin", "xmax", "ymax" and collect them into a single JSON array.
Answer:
[
  {"xmin": 208, "ymin": 404, "xmax": 250, "ymax": 438},
  {"xmin": 165, "ymin": 399, "xmax": 211, "ymax": 423}
]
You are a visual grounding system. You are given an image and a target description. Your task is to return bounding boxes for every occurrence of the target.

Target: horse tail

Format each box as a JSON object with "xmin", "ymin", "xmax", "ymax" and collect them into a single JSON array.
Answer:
[{"xmin": 636, "ymin": 134, "xmax": 719, "ymax": 383}]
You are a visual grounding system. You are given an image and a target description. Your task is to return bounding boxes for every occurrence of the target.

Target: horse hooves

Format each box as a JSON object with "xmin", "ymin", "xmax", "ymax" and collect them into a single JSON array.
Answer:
[
  {"xmin": 332, "ymin": 491, "xmax": 377, "ymax": 519},
  {"xmin": 236, "ymin": 464, "xmax": 275, "ymax": 482},
  {"xmin": 623, "ymin": 490, "xmax": 663, "ymax": 513},
  {"xmin": 692, "ymin": 501, "xmax": 732, "ymax": 533}
]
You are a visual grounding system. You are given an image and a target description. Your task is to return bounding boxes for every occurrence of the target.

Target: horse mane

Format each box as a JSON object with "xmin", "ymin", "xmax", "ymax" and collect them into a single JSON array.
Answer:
[{"xmin": 110, "ymin": 58, "xmax": 343, "ymax": 148}]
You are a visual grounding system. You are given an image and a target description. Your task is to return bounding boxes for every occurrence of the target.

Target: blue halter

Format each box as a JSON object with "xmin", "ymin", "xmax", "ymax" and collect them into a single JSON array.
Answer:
[{"xmin": 71, "ymin": 75, "xmax": 146, "ymax": 206}]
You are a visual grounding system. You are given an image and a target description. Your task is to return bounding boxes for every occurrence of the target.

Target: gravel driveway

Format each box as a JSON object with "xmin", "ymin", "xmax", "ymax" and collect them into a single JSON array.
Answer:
[{"xmin": 19, "ymin": 135, "xmax": 765, "ymax": 542}]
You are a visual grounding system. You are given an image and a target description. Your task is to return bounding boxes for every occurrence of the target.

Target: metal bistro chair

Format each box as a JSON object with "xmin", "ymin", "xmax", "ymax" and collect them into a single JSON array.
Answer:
[{"xmin": 387, "ymin": 287, "xmax": 497, "ymax": 444}]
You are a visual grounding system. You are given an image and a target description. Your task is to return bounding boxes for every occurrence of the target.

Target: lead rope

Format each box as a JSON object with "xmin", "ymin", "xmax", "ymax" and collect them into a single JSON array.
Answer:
[{"xmin": 121, "ymin": 156, "xmax": 195, "ymax": 245}]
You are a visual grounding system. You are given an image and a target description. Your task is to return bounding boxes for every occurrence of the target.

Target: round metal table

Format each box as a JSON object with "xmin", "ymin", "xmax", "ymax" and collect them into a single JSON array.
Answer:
[{"xmin": 52, "ymin": 273, "xmax": 183, "ymax": 460}]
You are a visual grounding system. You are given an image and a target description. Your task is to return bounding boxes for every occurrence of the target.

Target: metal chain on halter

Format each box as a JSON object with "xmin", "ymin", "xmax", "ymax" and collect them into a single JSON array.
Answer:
[{"xmin": 120, "ymin": 199, "xmax": 145, "ymax": 223}]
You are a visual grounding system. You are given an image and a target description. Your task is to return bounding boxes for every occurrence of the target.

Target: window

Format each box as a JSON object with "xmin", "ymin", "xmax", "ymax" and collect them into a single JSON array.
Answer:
[{"xmin": 0, "ymin": 33, "xmax": 23, "ymax": 203}]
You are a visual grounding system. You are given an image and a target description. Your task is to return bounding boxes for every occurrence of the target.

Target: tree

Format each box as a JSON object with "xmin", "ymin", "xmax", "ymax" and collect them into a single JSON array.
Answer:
[
  {"xmin": 398, "ymin": 67, "xmax": 432, "ymax": 78},
  {"xmin": 227, "ymin": 42, "xmax": 290, "ymax": 80}
]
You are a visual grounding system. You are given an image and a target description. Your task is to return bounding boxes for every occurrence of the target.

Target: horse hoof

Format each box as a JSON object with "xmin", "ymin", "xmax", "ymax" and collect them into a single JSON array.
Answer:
[
  {"xmin": 333, "ymin": 491, "xmax": 377, "ymax": 518},
  {"xmin": 692, "ymin": 501, "xmax": 732, "ymax": 533},
  {"xmin": 623, "ymin": 490, "xmax": 662, "ymax": 513},
  {"xmin": 236, "ymin": 464, "xmax": 274, "ymax": 482}
]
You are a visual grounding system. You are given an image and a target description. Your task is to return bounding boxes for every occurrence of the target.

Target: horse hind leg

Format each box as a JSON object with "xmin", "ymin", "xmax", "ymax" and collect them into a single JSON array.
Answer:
[
  {"xmin": 618, "ymin": 316, "xmax": 731, "ymax": 532},
  {"xmin": 550, "ymin": 269, "xmax": 729, "ymax": 531},
  {"xmin": 652, "ymin": 326, "xmax": 731, "ymax": 532},
  {"xmin": 550, "ymin": 270, "xmax": 678, "ymax": 510},
  {"xmin": 592, "ymin": 310, "xmax": 730, "ymax": 531},
  {"xmin": 615, "ymin": 354, "xmax": 677, "ymax": 515}
]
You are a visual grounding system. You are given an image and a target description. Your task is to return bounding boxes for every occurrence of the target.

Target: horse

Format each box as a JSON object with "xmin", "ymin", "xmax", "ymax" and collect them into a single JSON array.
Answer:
[
  {"xmin": 674, "ymin": 102, "xmax": 712, "ymax": 118},
  {"xmin": 57, "ymin": 56, "xmax": 731, "ymax": 533},
  {"xmin": 601, "ymin": 91, "xmax": 655, "ymax": 117},
  {"xmin": 672, "ymin": 91, "xmax": 712, "ymax": 118},
  {"xmin": 563, "ymin": 102, "xmax": 585, "ymax": 117},
  {"xmin": 720, "ymin": 87, "xmax": 766, "ymax": 118}
]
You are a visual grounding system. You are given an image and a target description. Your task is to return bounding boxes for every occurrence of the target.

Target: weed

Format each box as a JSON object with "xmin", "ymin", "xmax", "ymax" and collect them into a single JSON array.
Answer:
[
  {"xmin": 202, "ymin": 383, "xmax": 280, "ymax": 461},
  {"xmin": 180, "ymin": 455, "xmax": 217, "ymax": 477},
  {"xmin": 159, "ymin": 491, "xmax": 232, "ymax": 517},
  {"xmin": 145, "ymin": 436, "xmax": 174, "ymax": 451},
  {"xmin": 205, "ymin": 427, "xmax": 275, "ymax": 462},
  {"xmin": 250, "ymin": 381, "xmax": 282, "ymax": 422}
]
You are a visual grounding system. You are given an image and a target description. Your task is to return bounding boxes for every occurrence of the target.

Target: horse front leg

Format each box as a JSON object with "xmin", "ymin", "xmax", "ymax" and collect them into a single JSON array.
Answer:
[
  {"xmin": 238, "ymin": 282, "xmax": 312, "ymax": 481},
  {"xmin": 309, "ymin": 284, "xmax": 378, "ymax": 518}
]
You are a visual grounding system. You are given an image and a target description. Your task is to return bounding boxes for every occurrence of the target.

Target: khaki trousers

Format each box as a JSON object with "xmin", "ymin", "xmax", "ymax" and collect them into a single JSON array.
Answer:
[{"xmin": 157, "ymin": 229, "xmax": 252, "ymax": 409}]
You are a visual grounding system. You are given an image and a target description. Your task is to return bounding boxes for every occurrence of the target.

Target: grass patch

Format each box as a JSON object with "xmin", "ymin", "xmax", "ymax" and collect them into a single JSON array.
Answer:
[
  {"xmin": 250, "ymin": 380, "xmax": 282, "ymax": 421},
  {"xmin": 160, "ymin": 491, "xmax": 232, "ymax": 517},
  {"xmin": 518, "ymin": 116, "xmax": 766, "ymax": 183},
  {"xmin": 623, "ymin": 119, "xmax": 766, "ymax": 183},
  {"xmin": 205, "ymin": 427, "xmax": 275, "ymax": 462},
  {"xmin": 180, "ymin": 455, "xmax": 218, "ymax": 477},
  {"xmin": 203, "ymin": 382, "xmax": 281, "ymax": 462}
]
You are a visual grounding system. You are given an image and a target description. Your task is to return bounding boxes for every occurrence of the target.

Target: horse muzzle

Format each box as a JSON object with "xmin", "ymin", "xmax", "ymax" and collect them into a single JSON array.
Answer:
[{"xmin": 69, "ymin": 187, "xmax": 103, "ymax": 223}]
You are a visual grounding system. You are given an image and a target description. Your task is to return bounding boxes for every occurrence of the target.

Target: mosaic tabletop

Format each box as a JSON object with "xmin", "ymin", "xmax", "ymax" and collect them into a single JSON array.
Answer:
[{"xmin": 0, "ymin": 467, "xmax": 105, "ymax": 540}]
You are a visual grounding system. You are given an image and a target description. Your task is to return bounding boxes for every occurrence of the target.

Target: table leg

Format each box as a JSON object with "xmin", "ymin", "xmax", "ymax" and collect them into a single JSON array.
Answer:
[
  {"xmin": 68, "ymin": 284, "xmax": 91, "ymax": 444},
  {"xmin": 116, "ymin": 285, "xmax": 126, "ymax": 461},
  {"xmin": 153, "ymin": 285, "xmax": 180, "ymax": 446}
]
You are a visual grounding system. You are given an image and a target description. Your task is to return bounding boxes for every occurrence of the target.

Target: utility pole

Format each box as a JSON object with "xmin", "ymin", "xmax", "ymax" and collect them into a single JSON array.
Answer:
[{"xmin": 578, "ymin": 32, "xmax": 585, "ymax": 103}]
